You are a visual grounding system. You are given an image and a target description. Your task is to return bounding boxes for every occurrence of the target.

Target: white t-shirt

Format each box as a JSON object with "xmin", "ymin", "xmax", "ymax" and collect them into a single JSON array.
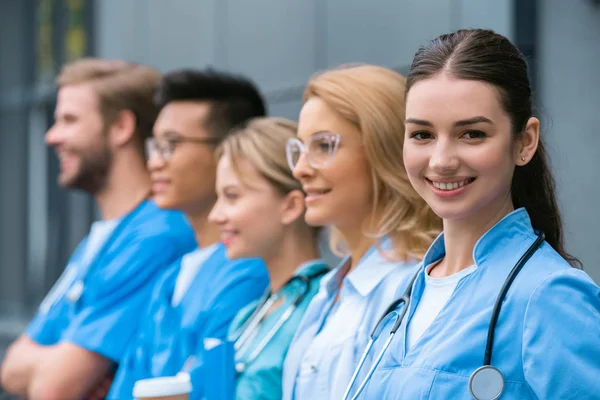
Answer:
[
  {"xmin": 171, "ymin": 244, "xmax": 219, "ymax": 306},
  {"xmin": 406, "ymin": 262, "xmax": 477, "ymax": 349},
  {"xmin": 80, "ymin": 218, "xmax": 122, "ymax": 267}
]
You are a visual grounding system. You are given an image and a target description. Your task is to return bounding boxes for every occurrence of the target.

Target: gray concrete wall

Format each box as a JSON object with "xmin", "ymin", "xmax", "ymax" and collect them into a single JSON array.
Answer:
[
  {"xmin": 94, "ymin": 0, "xmax": 513, "ymax": 119},
  {"xmin": 539, "ymin": 0, "xmax": 600, "ymax": 282}
]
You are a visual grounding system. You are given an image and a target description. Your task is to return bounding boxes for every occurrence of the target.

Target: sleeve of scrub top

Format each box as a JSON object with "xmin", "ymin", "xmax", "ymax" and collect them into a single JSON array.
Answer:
[
  {"xmin": 195, "ymin": 260, "xmax": 268, "ymax": 342},
  {"xmin": 522, "ymin": 269, "xmax": 600, "ymax": 399},
  {"xmin": 60, "ymin": 235, "xmax": 183, "ymax": 362},
  {"xmin": 188, "ymin": 261, "xmax": 269, "ymax": 399}
]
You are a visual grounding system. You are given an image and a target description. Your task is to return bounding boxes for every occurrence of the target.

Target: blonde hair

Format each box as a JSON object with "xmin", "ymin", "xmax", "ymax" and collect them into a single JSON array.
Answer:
[
  {"xmin": 216, "ymin": 117, "xmax": 302, "ymax": 195},
  {"xmin": 57, "ymin": 58, "xmax": 161, "ymax": 144},
  {"xmin": 304, "ymin": 64, "xmax": 441, "ymax": 261}
]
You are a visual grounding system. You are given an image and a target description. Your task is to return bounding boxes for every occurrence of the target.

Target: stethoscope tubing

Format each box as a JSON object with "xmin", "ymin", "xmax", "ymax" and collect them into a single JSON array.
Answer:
[
  {"xmin": 342, "ymin": 270, "xmax": 419, "ymax": 400},
  {"xmin": 235, "ymin": 274, "xmax": 319, "ymax": 373}
]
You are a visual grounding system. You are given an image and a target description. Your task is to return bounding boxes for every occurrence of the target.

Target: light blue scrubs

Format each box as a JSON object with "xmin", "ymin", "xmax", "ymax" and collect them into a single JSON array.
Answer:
[
  {"xmin": 282, "ymin": 239, "xmax": 421, "ymax": 400},
  {"xmin": 26, "ymin": 200, "xmax": 195, "ymax": 363},
  {"xmin": 107, "ymin": 243, "xmax": 269, "ymax": 400},
  {"xmin": 362, "ymin": 208, "xmax": 600, "ymax": 399},
  {"xmin": 227, "ymin": 260, "xmax": 329, "ymax": 400}
]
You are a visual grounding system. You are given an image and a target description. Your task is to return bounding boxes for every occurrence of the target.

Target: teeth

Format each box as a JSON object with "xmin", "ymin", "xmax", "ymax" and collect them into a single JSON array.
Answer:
[{"xmin": 432, "ymin": 179, "xmax": 472, "ymax": 191}]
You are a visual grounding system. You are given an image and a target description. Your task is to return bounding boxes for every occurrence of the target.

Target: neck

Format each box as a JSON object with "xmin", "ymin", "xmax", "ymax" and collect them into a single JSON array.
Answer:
[
  {"xmin": 186, "ymin": 201, "xmax": 221, "ymax": 248},
  {"xmin": 95, "ymin": 152, "xmax": 151, "ymax": 220},
  {"xmin": 263, "ymin": 227, "xmax": 320, "ymax": 293},
  {"xmin": 433, "ymin": 196, "xmax": 514, "ymax": 277},
  {"xmin": 337, "ymin": 226, "xmax": 375, "ymax": 273}
]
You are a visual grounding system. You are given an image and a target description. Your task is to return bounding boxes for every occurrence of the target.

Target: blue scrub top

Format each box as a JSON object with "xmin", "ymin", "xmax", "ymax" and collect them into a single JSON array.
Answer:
[
  {"xmin": 227, "ymin": 260, "xmax": 329, "ymax": 400},
  {"xmin": 25, "ymin": 200, "xmax": 195, "ymax": 363},
  {"xmin": 362, "ymin": 208, "xmax": 600, "ymax": 399},
  {"xmin": 107, "ymin": 243, "xmax": 269, "ymax": 400}
]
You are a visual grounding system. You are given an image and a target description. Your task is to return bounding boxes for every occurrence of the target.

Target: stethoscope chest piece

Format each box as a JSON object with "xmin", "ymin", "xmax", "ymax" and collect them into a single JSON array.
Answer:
[{"xmin": 468, "ymin": 365, "xmax": 504, "ymax": 400}]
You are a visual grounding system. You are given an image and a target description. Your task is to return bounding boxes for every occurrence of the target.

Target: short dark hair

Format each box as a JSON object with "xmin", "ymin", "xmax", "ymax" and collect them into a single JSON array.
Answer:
[
  {"xmin": 154, "ymin": 68, "xmax": 266, "ymax": 139},
  {"xmin": 406, "ymin": 28, "xmax": 580, "ymax": 268}
]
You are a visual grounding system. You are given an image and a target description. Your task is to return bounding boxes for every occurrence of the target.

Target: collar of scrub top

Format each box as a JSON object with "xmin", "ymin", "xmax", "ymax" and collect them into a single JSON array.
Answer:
[
  {"xmin": 421, "ymin": 207, "xmax": 536, "ymax": 270},
  {"xmin": 322, "ymin": 236, "xmax": 401, "ymax": 298},
  {"xmin": 233, "ymin": 258, "xmax": 329, "ymax": 338},
  {"xmin": 293, "ymin": 258, "xmax": 330, "ymax": 279},
  {"xmin": 396, "ymin": 207, "xmax": 538, "ymax": 360},
  {"xmin": 232, "ymin": 258, "xmax": 330, "ymax": 371}
]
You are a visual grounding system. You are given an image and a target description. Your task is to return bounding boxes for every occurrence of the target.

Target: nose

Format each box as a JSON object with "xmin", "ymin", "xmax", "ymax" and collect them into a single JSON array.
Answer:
[
  {"xmin": 292, "ymin": 153, "xmax": 315, "ymax": 182},
  {"xmin": 429, "ymin": 137, "xmax": 459, "ymax": 173},
  {"xmin": 208, "ymin": 199, "xmax": 226, "ymax": 225},
  {"xmin": 44, "ymin": 123, "xmax": 65, "ymax": 147},
  {"xmin": 146, "ymin": 151, "xmax": 166, "ymax": 172}
]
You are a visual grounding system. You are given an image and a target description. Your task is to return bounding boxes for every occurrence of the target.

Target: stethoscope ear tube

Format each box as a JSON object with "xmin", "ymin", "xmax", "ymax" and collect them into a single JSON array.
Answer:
[
  {"xmin": 342, "ymin": 267, "xmax": 420, "ymax": 400},
  {"xmin": 483, "ymin": 231, "xmax": 545, "ymax": 366}
]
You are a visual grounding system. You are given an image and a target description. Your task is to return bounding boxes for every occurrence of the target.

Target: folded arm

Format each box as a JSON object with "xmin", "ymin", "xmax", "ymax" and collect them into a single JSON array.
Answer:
[{"xmin": 1, "ymin": 336, "xmax": 111, "ymax": 400}]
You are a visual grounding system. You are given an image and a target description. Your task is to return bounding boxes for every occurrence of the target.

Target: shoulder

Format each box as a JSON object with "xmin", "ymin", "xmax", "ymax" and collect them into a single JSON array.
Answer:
[
  {"xmin": 516, "ymin": 242, "xmax": 600, "ymax": 325},
  {"xmin": 106, "ymin": 201, "xmax": 195, "ymax": 257},
  {"xmin": 203, "ymin": 250, "xmax": 268, "ymax": 284},
  {"xmin": 131, "ymin": 200, "xmax": 193, "ymax": 238},
  {"xmin": 515, "ymin": 241, "xmax": 594, "ymax": 297}
]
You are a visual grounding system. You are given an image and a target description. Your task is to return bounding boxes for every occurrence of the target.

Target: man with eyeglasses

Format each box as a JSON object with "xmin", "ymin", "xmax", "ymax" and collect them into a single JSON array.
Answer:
[
  {"xmin": 0, "ymin": 59, "xmax": 196, "ymax": 400},
  {"xmin": 106, "ymin": 69, "xmax": 270, "ymax": 400}
]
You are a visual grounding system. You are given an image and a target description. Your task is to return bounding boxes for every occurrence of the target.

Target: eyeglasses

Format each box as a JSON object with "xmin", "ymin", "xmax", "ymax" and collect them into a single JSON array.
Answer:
[
  {"xmin": 146, "ymin": 136, "xmax": 221, "ymax": 161},
  {"xmin": 286, "ymin": 132, "xmax": 341, "ymax": 171}
]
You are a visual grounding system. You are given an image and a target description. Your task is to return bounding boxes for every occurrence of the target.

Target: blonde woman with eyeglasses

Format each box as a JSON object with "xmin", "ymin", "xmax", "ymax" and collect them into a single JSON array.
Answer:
[{"xmin": 281, "ymin": 64, "xmax": 441, "ymax": 400}]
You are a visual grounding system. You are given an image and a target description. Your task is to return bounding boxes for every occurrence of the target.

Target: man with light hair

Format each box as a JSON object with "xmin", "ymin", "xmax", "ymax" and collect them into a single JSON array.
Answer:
[{"xmin": 0, "ymin": 59, "xmax": 195, "ymax": 400}]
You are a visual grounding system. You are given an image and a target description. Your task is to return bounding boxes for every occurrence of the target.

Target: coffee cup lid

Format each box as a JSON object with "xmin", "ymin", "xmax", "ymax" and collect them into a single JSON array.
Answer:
[{"xmin": 133, "ymin": 373, "xmax": 192, "ymax": 397}]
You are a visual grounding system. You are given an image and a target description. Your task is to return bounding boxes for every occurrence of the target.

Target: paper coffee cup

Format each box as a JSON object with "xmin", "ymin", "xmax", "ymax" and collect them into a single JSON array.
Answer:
[{"xmin": 133, "ymin": 373, "xmax": 192, "ymax": 400}]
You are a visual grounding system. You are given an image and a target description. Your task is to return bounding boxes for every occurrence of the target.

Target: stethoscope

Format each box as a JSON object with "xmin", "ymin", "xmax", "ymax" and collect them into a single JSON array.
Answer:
[
  {"xmin": 342, "ymin": 231, "xmax": 545, "ymax": 400},
  {"xmin": 233, "ymin": 267, "xmax": 328, "ymax": 373}
]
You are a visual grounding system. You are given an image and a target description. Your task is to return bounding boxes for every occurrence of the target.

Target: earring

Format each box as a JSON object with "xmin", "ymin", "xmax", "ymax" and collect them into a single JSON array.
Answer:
[{"xmin": 521, "ymin": 156, "xmax": 526, "ymax": 162}]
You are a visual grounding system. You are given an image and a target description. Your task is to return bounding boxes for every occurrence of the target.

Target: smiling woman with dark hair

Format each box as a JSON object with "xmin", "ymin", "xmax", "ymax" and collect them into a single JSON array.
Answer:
[{"xmin": 358, "ymin": 29, "xmax": 600, "ymax": 400}]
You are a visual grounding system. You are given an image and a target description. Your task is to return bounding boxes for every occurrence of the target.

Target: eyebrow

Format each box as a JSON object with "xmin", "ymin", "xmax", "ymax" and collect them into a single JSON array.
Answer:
[
  {"xmin": 405, "ymin": 116, "xmax": 494, "ymax": 128},
  {"xmin": 158, "ymin": 130, "xmax": 183, "ymax": 139},
  {"xmin": 222, "ymin": 184, "xmax": 240, "ymax": 191},
  {"xmin": 297, "ymin": 130, "xmax": 333, "ymax": 142}
]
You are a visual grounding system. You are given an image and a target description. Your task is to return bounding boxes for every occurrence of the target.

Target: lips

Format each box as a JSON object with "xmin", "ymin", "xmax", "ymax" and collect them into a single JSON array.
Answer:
[
  {"xmin": 303, "ymin": 187, "xmax": 332, "ymax": 204},
  {"xmin": 303, "ymin": 187, "xmax": 332, "ymax": 196},
  {"xmin": 57, "ymin": 151, "xmax": 77, "ymax": 172},
  {"xmin": 220, "ymin": 231, "xmax": 238, "ymax": 247},
  {"xmin": 151, "ymin": 179, "xmax": 170, "ymax": 194}
]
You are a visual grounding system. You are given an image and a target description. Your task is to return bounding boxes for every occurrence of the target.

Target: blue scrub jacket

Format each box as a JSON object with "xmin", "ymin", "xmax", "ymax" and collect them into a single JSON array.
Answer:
[
  {"xmin": 26, "ymin": 200, "xmax": 196, "ymax": 363},
  {"xmin": 107, "ymin": 243, "xmax": 269, "ymax": 400},
  {"xmin": 362, "ymin": 208, "xmax": 600, "ymax": 399}
]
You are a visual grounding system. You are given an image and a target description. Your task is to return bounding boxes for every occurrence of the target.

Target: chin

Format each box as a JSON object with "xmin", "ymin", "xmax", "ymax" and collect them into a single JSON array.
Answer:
[
  {"xmin": 428, "ymin": 202, "xmax": 477, "ymax": 222},
  {"xmin": 58, "ymin": 172, "xmax": 79, "ymax": 188},
  {"xmin": 152, "ymin": 195, "xmax": 180, "ymax": 210},
  {"xmin": 225, "ymin": 246, "xmax": 245, "ymax": 261},
  {"xmin": 304, "ymin": 209, "xmax": 332, "ymax": 227}
]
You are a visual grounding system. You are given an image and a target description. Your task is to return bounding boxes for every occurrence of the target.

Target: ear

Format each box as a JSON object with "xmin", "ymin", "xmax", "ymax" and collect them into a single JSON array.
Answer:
[
  {"xmin": 108, "ymin": 109, "xmax": 137, "ymax": 148},
  {"xmin": 515, "ymin": 117, "xmax": 540, "ymax": 166},
  {"xmin": 280, "ymin": 189, "xmax": 306, "ymax": 226}
]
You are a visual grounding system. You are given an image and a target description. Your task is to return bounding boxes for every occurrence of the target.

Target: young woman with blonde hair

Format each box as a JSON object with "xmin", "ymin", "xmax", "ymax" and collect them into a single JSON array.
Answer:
[
  {"xmin": 208, "ymin": 117, "xmax": 330, "ymax": 399},
  {"xmin": 281, "ymin": 64, "xmax": 441, "ymax": 400}
]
